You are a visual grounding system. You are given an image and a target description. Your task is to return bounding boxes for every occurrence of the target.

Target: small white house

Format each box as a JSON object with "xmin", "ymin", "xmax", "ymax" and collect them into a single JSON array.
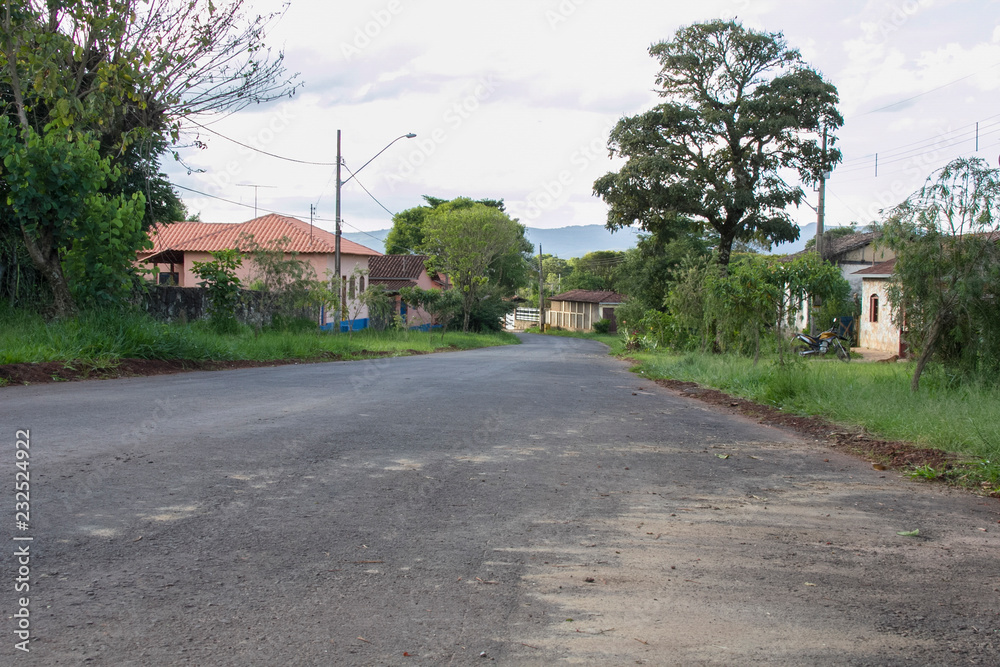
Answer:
[{"xmin": 854, "ymin": 259, "xmax": 908, "ymax": 355}]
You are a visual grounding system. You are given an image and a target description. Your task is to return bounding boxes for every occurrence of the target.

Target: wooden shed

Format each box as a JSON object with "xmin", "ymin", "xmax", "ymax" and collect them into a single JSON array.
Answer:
[{"xmin": 545, "ymin": 290, "xmax": 626, "ymax": 333}]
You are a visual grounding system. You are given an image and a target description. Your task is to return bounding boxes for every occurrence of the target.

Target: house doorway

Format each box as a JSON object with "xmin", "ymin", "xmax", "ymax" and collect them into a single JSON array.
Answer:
[{"xmin": 602, "ymin": 307, "xmax": 618, "ymax": 334}]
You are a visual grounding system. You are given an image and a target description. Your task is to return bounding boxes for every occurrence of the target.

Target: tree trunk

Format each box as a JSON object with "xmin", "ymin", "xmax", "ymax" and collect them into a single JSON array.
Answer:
[
  {"xmin": 20, "ymin": 223, "xmax": 77, "ymax": 318},
  {"xmin": 911, "ymin": 310, "xmax": 946, "ymax": 392},
  {"xmin": 717, "ymin": 236, "xmax": 733, "ymax": 270}
]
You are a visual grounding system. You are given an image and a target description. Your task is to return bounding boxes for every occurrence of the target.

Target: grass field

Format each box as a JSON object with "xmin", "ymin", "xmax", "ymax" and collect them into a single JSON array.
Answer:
[{"xmin": 0, "ymin": 306, "xmax": 519, "ymax": 365}]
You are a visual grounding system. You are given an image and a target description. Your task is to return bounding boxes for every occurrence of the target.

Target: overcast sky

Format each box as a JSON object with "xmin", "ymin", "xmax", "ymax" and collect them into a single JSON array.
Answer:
[{"xmin": 168, "ymin": 0, "xmax": 1000, "ymax": 247}]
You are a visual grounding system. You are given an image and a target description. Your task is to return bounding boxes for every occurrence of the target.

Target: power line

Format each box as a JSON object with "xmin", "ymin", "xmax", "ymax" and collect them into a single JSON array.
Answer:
[
  {"xmin": 173, "ymin": 183, "xmax": 424, "ymax": 254},
  {"xmin": 186, "ymin": 118, "xmax": 339, "ymax": 166},
  {"xmin": 837, "ymin": 116, "xmax": 1000, "ymax": 174},
  {"xmin": 833, "ymin": 131, "xmax": 1000, "ymax": 186},
  {"xmin": 341, "ymin": 162, "xmax": 397, "ymax": 218},
  {"xmin": 857, "ymin": 61, "xmax": 1000, "ymax": 117}
]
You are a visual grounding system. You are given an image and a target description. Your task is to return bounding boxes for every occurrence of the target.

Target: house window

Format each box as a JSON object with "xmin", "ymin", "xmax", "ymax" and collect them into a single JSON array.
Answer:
[
  {"xmin": 870, "ymin": 294, "xmax": 879, "ymax": 323},
  {"xmin": 158, "ymin": 271, "xmax": 179, "ymax": 286},
  {"xmin": 359, "ymin": 276, "xmax": 365, "ymax": 293},
  {"xmin": 349, "ymin": 276, "xmax": 356, "ymax": 299}
]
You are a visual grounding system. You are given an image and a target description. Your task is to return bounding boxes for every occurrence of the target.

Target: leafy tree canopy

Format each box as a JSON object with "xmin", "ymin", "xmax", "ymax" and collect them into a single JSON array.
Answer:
[
  {"xmin": 877, "ymin": 157, "xmax": 1000, "ymax": 390},
  {"xmin": 0, "ymin": 119, "xmax": 148, "ymax": 312},
  {"xmin": 1, "ymin": 0, "xmax": 299, "ymax": 315},
  {"xmin": 422, "ymin": 200, "xmax": 531, "ymax": 332},
  {"xmin": 385, "ymin": 195, "xmax": 507, "ymax": 254},
  {"xmin": 594, "ymin": 19, "xmax": 842, "ymax": 267}
]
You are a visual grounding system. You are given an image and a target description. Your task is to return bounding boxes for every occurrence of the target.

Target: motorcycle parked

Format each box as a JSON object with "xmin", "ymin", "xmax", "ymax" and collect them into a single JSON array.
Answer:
[{"xmin": 794, "ymin": 322, "xmax": 851, "ymax": 362}]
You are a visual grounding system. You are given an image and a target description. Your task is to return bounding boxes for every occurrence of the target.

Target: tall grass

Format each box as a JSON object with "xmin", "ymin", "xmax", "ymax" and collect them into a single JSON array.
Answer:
[
  {"xmin": 633, "ymin": 351, "xmax": 1000, "ymax": 460},
  {"xmin": 0, "ymin": 305, "xmax": 518, "ymax": 365}
]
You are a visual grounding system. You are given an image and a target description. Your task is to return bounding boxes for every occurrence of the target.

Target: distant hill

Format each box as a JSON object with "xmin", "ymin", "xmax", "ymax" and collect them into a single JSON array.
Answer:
[
  {"xmin": 342, "ymin": 229, "xmax": 391, "ymax": 253},
  {"xmin": 523, "ymin": 225, "xmax": 640, "ymax": 257},
  {"xmin": 767, "ymin": 223, "xmax": 816, "ymax": 256},
  {"xmin": 344, "ymin": 224, "xmax": 641, "ymax": 258}
]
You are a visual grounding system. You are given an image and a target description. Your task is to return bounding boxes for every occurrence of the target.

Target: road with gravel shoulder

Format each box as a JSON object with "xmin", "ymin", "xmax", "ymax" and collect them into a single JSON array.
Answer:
[{"xmin": 2, "ymin": 333, "xmax": 998, "ymax": 666}]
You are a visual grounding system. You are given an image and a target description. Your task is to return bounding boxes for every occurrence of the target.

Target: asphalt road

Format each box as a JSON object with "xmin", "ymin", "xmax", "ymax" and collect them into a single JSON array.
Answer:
[{"xmin": 2, "ymin": 334, "xmax": 998, "ymax": 666}]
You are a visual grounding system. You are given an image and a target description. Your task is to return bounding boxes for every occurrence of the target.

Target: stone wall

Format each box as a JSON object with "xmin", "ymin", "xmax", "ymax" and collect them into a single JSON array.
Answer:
[{"xmin": 141, "ymin": 285, "xmax": 273, "ymax": 328}]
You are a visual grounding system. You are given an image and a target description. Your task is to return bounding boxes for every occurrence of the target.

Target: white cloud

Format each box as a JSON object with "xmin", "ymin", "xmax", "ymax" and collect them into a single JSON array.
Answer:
[{"xmin": 166, "ymin": 0, "xmax": 1000, "ymax": 236}]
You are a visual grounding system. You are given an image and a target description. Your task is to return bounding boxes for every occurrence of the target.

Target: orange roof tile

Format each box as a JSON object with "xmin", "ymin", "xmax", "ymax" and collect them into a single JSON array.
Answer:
[{"xmin": 139, "ymin": 215, "xmax": 381, "ymax": 257}]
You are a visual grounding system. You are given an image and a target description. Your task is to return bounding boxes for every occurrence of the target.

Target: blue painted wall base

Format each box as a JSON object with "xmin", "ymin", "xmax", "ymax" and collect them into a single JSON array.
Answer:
[{"xmin": 319, "ymin": 318, "xmax": 370, "ymax": 332}]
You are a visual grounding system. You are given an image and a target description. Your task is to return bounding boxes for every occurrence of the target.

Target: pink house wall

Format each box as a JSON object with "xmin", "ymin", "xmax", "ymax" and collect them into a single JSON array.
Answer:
[
  {"xmin": 398, "ymin": 270, "xmax": 441, "ymax": 328},
  {"xmin": 148, "ymin": 252, "xmax": 374, "ymax": 327}
]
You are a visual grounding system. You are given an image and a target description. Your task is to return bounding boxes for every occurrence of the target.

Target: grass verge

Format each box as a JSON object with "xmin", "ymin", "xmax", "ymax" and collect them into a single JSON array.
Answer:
[
  {"xmin": 628, "ymin": 349, "xmax": 1000, "ymax": 494},
  {"xmin": 0, "ymin": 306, "xmax": 518, "ymax": 366}
]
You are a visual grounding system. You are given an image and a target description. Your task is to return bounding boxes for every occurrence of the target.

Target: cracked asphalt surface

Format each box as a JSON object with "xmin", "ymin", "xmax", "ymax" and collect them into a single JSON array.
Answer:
[{"xmin": 2, "ymin": 333, "xmax": 999, "ymax": 665}]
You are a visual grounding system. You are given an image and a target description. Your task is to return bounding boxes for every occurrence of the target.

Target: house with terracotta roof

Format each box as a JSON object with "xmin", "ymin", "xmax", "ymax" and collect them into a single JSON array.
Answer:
[
  {"xmin": 853, "ymin": 230, "xmax": 1000, "ymax": 356},
  {"xmin": 546, "ymin": 289, "xmax": 626, "ymax": 333},
  {"xmin": 367, "ymin": 255, "xmax": 448, "ymax": 328},
  {"xmin": 786, "ymin": 231, "xmax": 896, "ymax": 335},
  {"xmin": 138, "ymin": 215, "xmax": 382, "ymax": 330}
]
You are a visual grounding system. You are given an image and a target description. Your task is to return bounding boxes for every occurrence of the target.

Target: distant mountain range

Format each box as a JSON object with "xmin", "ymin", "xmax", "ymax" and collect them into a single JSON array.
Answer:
[
  {"xmin": 345, "ymin": 221, "xmax": 833, "ymax": 258},
  {"xmin": 343, "ymin": 224, "xmax": 642, "ymax": 258},
  {"xmin": 767, "ymin": 223, "xmax": 816, "ymax": 256}
]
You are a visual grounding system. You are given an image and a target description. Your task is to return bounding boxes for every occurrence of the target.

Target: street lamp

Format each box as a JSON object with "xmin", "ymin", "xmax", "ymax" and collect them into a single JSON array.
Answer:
[{"xmin": 334, "ymin": 130, "xmax": 416, "ymax": 329}]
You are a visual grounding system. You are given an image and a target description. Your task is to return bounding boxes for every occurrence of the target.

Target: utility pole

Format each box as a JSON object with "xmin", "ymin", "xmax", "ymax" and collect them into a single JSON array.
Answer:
[
  {"xmin": 309, "ymin": 204, "xmax": 316, "ymax": 245},
  {"xmin": 332, "ymin": 130, "xmax": 415, "ymax": 333},
  {"xmin": 334, "ymin": 129, "xmax": 343, "ymax": 331},
  {"xmin": 815, "ymin": 126, "xmax": 828, "ymax": 260},
  {"xmin": 812, "ymin": 127, "xmax": 829, "ymax": 336},
  {"xmin": 538, "ymin": 244, "xmax": 545, "ymax": 333}
]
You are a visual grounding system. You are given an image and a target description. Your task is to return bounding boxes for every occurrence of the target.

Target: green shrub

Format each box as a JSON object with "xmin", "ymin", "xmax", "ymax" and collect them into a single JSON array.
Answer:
[
  {"xmin": 191, "ymin": 249, "xmax": 242, "ymax": 334},
  {"xmin": 592, "ymin": 318, "xmax": 611, "ymax": 334}
]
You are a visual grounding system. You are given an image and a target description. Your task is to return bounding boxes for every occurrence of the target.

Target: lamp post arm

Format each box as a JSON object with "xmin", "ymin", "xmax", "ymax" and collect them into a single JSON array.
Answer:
[
  {"xmin": 341, "ymin": 133, "xmax": 416, "ymax": 185},
  {"xmin": 333, "ymin": 131, "xmax": 415, "ymax": 332}
]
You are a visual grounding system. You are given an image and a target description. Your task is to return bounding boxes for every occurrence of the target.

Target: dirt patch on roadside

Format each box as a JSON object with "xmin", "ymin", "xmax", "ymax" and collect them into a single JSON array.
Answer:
[
  {"xmin": 0, "ymin": 354, "xmax": 382, "ymax": 386},
  {"xmin": 0, "ymin": 358, "xmax": 303, "ymax": 385},
  {"xmin": 652, "ymin": 377, "xmax": 974, "ymax": 482}
]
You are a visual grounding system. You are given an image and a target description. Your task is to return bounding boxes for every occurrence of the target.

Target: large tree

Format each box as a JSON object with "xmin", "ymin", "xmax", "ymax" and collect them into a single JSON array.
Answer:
[
  {"xmin": 385, "ymin": 195, "xmax": 505, "ymax": 254},
  {"xmin": 422, "ymin": 200, "xmax": 530, "ymax": 332},
  {"xmin": 0, "ymin": 0, "xmax": 299, "ymax": 316},
  {"xmin": 878, "ymin": 157, "xmax": 1000, "ymax": 391},
  {"xmin": 594, "ymin": 20, "xmax": 842, "ymax": 267}
]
